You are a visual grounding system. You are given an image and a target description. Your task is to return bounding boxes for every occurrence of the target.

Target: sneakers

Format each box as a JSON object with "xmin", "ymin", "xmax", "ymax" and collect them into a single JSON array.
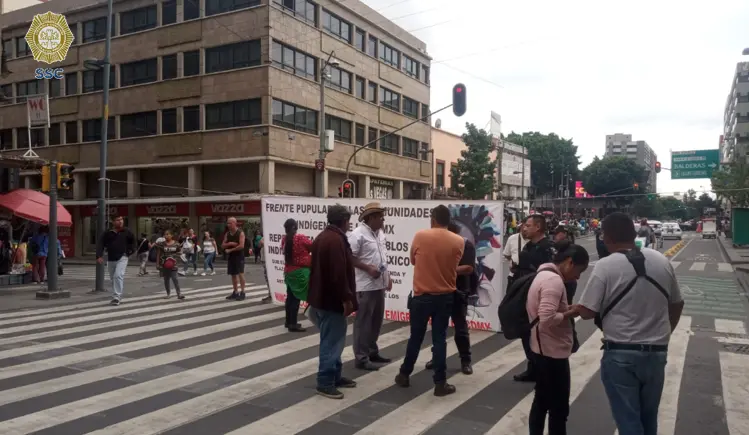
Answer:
[
  {"xmin": 177, "ymin": 294, "xmax": 186, "ymax": 300},
  {"xmin": 200, "ymin": 272, "xmax": 206, "ymax": 276},
  {"xmin": 210, "ymin": 271, "xmax": 216, "ymax": 276},
  {"xmin": 109, "ymin": 299, "xmax": 120, "ymax": 306},
  {"xmin": 236, "ymin": 292, "xmax": 246, "ymax": 301},
  {"xmin": 315, "ymin": 386, "xmax": 344, "ymax": 399},
  {"xmin": 425, "ymin": 360, "xmax": 473, "ymax": 375},
  {"xmin": 178, "ymin": 271, "xmax": 186, "ymax": 277},
  {"xmin": 226, "ymin": 292, "xmax": 238, "ymax": 300},
  {"xmin": 335, "ymin": 377, "xmax": 357, "ymax": 388}
]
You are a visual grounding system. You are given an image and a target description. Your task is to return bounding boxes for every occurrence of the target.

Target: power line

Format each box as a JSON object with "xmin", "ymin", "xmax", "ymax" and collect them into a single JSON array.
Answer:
[{"xmin": 432, "ymin": 62, "xmax": 504, "ymax": 89}]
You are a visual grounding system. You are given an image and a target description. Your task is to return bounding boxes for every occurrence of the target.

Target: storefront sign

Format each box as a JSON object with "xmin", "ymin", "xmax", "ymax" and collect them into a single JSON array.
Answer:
[
  {"xmin": 79, "ymin": 205, "xmax": 128, "ymax": 217},
  {"xmin": 370, "ymin": 178, "xmax": 394, "ymax": 200},
  {"xmin": 135, "ymin": 203, "xmax": 189, "ymax": 216},
  {"xmin": 58, "ymin": 225, "xmax": 74, "ymax": 257},
  {"xmin": 196, "ymin": 201, "xmax": 260, "ymax": 216},
  {"xmin": 261, "ymin": 197, "xmax": 505, "ymax": 332}
]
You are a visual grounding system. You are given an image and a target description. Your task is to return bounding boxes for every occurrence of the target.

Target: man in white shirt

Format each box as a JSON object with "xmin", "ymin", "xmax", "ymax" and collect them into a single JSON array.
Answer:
[
  {"xmin": 349, "ymin": 202, "xmax": 392, "ymax": 371},
  {"xmin": 503, "ymin": 223, "xmax": 526, "ymax": 286}
]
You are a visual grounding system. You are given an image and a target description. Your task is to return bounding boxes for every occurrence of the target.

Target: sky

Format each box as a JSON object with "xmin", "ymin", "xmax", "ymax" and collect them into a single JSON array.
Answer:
[{"xmin": 361, "ymin": 0, "xmax": 749, "ymax": 197}]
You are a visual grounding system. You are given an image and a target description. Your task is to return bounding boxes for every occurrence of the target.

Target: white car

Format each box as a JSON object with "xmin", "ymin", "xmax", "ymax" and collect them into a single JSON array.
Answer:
[{"xmin": 662, "ymin": 222, "xmax": 683, "ymax": 240}]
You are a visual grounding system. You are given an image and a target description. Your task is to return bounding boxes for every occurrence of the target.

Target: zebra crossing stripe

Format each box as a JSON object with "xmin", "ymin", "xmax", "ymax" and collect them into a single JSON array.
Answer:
[
  {"xmin": 670, "ymin": 261, "xmax": 682, "ymax": 269},
  {"xmin": 715, "ymin": 319, "xmax": 747, "ymax": 336},
  {"xmin": 689, "ymin": 262, "xmax": 706, "ymax": 271},
  {"xmin": 235, "ymin": 330, "xmax": 498, "ymax": 434},
  {"xmin": 717, "ymin": 263, "xmax": 734, "ymax": 273},
  {"xmin": 719, "ymin": 352, "xmax": 749, "ymax": 434},
  {"xmin": 656, "ymin": 316, "xmax": 693, "ymax": 435}
]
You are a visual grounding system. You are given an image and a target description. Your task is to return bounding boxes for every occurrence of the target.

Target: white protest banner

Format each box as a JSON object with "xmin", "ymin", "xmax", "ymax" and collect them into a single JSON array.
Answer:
[
  {"xmin": 261, "ymin": 197, "xmax": 506, "ymax": 332},
  {"xmin": 27, "ymin": 95, "xmax": 50, "ymax": 128}
]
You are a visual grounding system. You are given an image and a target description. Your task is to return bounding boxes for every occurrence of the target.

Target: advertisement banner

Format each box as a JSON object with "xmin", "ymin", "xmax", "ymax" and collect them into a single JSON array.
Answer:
[{"xmin": 261, "ymin": 197, "xmax": 505, "ymax": 332}]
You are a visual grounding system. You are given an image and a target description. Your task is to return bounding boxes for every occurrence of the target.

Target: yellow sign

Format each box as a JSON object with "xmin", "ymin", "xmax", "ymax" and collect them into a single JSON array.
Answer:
[{"xmin": 25, "ymin": 11, "xmax": 75, "ymax": 64}]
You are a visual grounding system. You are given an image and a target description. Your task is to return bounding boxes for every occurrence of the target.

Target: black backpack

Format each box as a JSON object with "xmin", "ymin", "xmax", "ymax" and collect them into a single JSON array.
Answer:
[
  {"xmin": 594, "ymin": 248, "xmax": 670, "ymax": 329},
  {"xmin": 498, "ymin": 268, "xmax": 561, "ymax": 340}
]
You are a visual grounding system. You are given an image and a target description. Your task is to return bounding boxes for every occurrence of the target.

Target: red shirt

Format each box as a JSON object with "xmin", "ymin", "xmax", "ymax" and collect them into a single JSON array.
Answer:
[{"xmin": 281, "ymin": 233, "xmax": 312, "ymax": 273}]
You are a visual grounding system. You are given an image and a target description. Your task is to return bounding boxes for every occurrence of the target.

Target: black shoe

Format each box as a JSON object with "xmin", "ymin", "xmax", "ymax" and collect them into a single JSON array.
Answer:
[
  {"xmin": 434, "ymin": 382, "xmax": 457, "ymax": 397},
  {"xmin": 461, "ymin": 362, "xmax": 473, "ymax": 375},
  {"xmin": 513, "ymin": 371, "xmax": 535, "ymax": 383},
  {"xmin": 236, "ymin": 292, "xmax": 246, "ymax": 301},
  {"xmin": 335, "ymin": 377, "xmax": 357, "ymax": 388},
  {"xmin": 394, "ymin": 373, "xmax": 410, "ymax": 387},
  {"xmin": 355, "ymin": 362, "xmax": 379, "ymax": 371},
  {"xmin": 177, "ymin": 294, "xmax": 186, "ymax": 300},
  {"xmin": 261, "ymin": 296, "xmax": 272, "ymax": 303},
  {"xmin": 226, "ymin": 292, "xmax": 238, "ymax": 300},
  {"xmin": 425, "ymin": 360, "xmax": 434, "ymax": 370},
  {"xmin": 316, "ymin": 386, "xmax": 344, "ymax": 399},
  {"xmin": 109, "ymin": 299, "xmax": 120, "ymax": 306},
  {"xmin": 369, "ymin": 354, "xmax": 391, "ymax": 364},
  {"xmin": 287, "ymin": 324, "xmax": 306, "ymax": 332}
]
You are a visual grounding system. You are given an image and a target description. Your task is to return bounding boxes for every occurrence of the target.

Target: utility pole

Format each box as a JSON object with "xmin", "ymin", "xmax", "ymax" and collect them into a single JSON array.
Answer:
[
  {"xmin": 37, "ymin": 162, "xmax": 69, "ymax": 299},
  {"xmin": 520, "ymin": 148, "xmax": 526, "ymax": 216},
  {"xmin": 565, "ymin": 170, "xmax": 571, "ymax": 217},
  {"xmin": 316, "ymin": 52, "xmax": 336, "ymax": 198}
]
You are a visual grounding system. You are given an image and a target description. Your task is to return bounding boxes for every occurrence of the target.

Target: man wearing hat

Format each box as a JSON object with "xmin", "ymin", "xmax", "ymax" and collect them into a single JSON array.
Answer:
[{"xmin": 348, "ymin": 202, "xmax": 393, "ymax": 371}]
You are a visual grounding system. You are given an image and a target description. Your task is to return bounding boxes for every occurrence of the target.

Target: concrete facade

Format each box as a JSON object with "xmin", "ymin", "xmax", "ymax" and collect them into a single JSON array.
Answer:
[
  {"xmin": 604, "ymin": 133, "xmax": 658, "ymax": 193},
  {"xmin": 722, "ymin": 62, "xmax": 749, "ymax": 165}
]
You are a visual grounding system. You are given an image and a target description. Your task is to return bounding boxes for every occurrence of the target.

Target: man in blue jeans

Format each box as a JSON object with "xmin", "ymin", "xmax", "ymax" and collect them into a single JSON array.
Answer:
[
  {"xmin": 96, "ymin": 216, "xmax": 135, "ymax": 306},
  {"xmin": 571, "ymin": 212, "xmax": 684, "ymax": 435},
  {"xmin": 307, "ymin": 205, "xmax": 358, "ymax": 399}
]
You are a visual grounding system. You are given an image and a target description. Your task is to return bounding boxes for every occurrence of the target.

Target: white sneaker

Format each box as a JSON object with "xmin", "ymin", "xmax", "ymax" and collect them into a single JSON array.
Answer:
[
  {"xmin": 200, "ymin": 272, "xmax": 206, "ymax": 276},
  {"xmin": 210, "ymin": 271, "xmax": 216, "ymax": 276},
  {"xmin": 193, "ymin": 271, "xmax": 200, "ymax": 276},
  {"xmin": 178, "ymin": 271, "xmax": 186, "ymax": 276}
]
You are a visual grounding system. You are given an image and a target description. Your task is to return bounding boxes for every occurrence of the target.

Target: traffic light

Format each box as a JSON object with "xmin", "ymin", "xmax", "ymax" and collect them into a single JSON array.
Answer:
[
  {"xmin": 343, "ymin": 181, "xmax": 353, "ymax": 198},
  {"xmin": 452, "ymin": 83, "xmax": 466, "ymax": 117},
  {"xmin": 57, "ymin": 163, "xmax": 75, "ymax": 190},
  {"xmin": 655, "ymin": 161, "xmax": 661, "ymax": 173},
  {"xmin": 633, "ymin": 182, "xmax": 639, "ymax": 189},
  {"xmin": 41, "ymin": 166, "xmax": 51, "ymax": 192}
]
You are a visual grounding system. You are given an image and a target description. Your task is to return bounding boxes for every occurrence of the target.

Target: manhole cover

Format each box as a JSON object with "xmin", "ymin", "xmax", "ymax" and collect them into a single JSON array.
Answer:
[{"xmin": 723, "ymin": 344, "xmax": 749, "ymax": 354}]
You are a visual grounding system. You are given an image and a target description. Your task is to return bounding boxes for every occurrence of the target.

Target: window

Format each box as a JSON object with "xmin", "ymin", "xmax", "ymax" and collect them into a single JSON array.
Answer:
[
  {"xmin": 368, "ymin": 128, "xmax": 377, "ymax": 149},
  {"xmin": 65, "ymin": 72, "xmax": 78, "ymax": 95},
  {"xmin": 354, "ymin": 29, "xmax": 365, "ymax": 51},
  {"xmin": 271, "ymin": 41, "xmax": 316, "ymax": 80},
  {"xmin": 162, "ymin": 0, "xmax": 177, "ymax": 25},
  {"xmin": 402, "ymin": 137, "xmax": 418, "ymax": 158},
  {"xmin": 436, "ymin": 161, "xmax": 445, "ymax": 187},
  {"xmin": 2, "ymin": 39, "xmax": 13, "ymax": 58},
  {"xmin": 274, "ymin": 0, "xmax": 316, "ymax": 25},
  {"xmin": 49, "ymin": 124, "xmax": 62, "ymax": 145},
  {"xmin": 206, "ymin": 40, "xmax": 261, "ymax": 74},
  {"xmin": 379, "ymin": 43, "xmax": 399, "ymax": 68},
  {"xmin": 322, "ymin": 10, "xmax": 351, "ymax": 43},
  {"xmin": 162, "ymin": 108, "xmax": 177, "ymax": 134},
  {"xmin": 205, "ymin": 99, "xmax": 262, "ymax": 129},
  {"xmin": 272, "ymin": 99, "xmax": 318, "ymax": 134},
  {"xmin": 379, "ymin": 132, "xmax": 398, "ymax": 154},
  {"xmin": 32, "ymin": 129, "xmax": 46, "ymax": 148},
  {"xmin": 367, "ymin": 36, "xmax": 377, "ymax": 57},
  {"xmin": 206, "ymin": 0, "xmax": 260, "ymax": 16},
  {"xmin": 367, "ymin": 82, "xmax": 377, "ymax": 103},
  {"xmin": 0, "ymin": 129, "xmax": 13, "ymax": 150},
  {"xmin": 120, "ymin": 6, "xmax": 157, "ymax": 35},
  {"xmin": 183, "ymin": 105, "xmax": 201, "ymax": 131},
  {"xmin": 183, "ymin": 50, "xmax": 200, "ymax": 76},
  {"xmin": 184, "ymin": 0, "xmax": 200, "ymax": 20},
  {"xmin": 354, "ymin": 77, "xmax": 365, "ymax": 99},
  {"xmin": 65, "ymin": 122, "xmax": 79, "ymax": 144},
  {"xmin": 379, "ymin": 87, "xmax": 400, "ymax": 111},
  {"xmin": 82, "ymin": 66, "xmax": 115, "ymax": 93},
  {"xmin": 48, "ymin": 79, "xmax": 62, "ymax": 98},
  {"xmin": 325, "ymin": 115, "xmax": 352, "ymax": 143},
  {"xmin": 325, "ymin": 65, "xmax": 351, "ymax": 93},
  {"xmin": 422, "ymin": 65, "xmax": 430, "ymax": 84},
  {"xmin": 121, "ymin": 111, "xmax": 157, "ymax": 138},
  {"xmin": 355, "ymin": 124, "xmax": 364, "ymax": 146},
  {"xmin": 402, "ymin": 55, "xmax": 419, "ymax": 78},
  {"xmin": 82, "ymin": 117, "xmax": 115, "ymax": 142},
  {"xmin": 83, "ymin": 17, "xmax": 114, "ymax": 43},
  {"xmin": 421, "ymin": 104, "xmax": 429, "ymax": 123},
  {"xmin": 17, "ymin": 128, "xmax": 45, "ymax": 148},
  {"xmin": 162, "ymin": 54, "xmax": 177, "ymax": 80},
  {"xmin": 0, "ymin": 84, "xmax": 11, "ymax": 103},
  {"xmin": 16, "ymin": 38, "xmax": 30, "ymax": 57},
  {"xmin": 403, "ymin": 97, "xmax": 418, "ymax": 118},
  {"xmin": 121, "ymin": 58, "xmax": 157, "ymax": 86},
  {"xmin": 420, "ymin": 142, "xmax": 429, "ymax": 161},
  {"xmin": 17, "ymin": 80, "xmax": 42, "ymax": 102}
]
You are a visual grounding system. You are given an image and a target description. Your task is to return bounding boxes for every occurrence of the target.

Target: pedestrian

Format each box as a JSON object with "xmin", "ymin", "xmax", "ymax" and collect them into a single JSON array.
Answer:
[
  {"xmin": 526, "ymin": 241, "xmax": 589, "ymax": 435},
  {"xmin": 253, "ymin": 229, "xmax": 263, "ymax": 263},
  {"xmin": 551, "ymin": 228, "xmax": 581, "ymax": 352},
  {"xmin": 394, "ymin": 205, "xmax": 464, "ymax": 397},
  {"xmin": 156, "ymin": 230, "xmax": 185, "ymax": 300},
  {"xmin": 307, "ymin": 204, "xmax": 358, "ymax": 399},
  {"xmin": 570, "ymin": 212, "xmax": 684, "ymax": 435},
  {"xmin": 349, "ymin": 202, "xmax": 392, "ymax": 371},
  {"xmin": 503, "ymin": 222, "xmax": 527, "ymax": 287},
  {"xmin": 179, "ymin": 228, "xmax": 199, "ymax": 276},
  {"xmin": 201, "ymin": 231, "xmax": 217, "ymax": 276},
  {"xmin": 136, "ymin": 233, "xmax": 151, "ymax": 276},
  {"xmin": 222, "ymin": 217, "xmax": 247, "ymax": 301},
  {"xmin": 511, "ymin": 214, "xmax": 555, "ymax": 383},
  {"xmin": 259, "ymin": 235, "xmax": 272, "ymax": 303},
  {"xmin": 96, "ymin": 216, "xmax": 135, "ymax": 306},
  {"xmin": 423, "ymin": 220, "xmax": 475, "ymax": 374},
  {"xmin": 281, "ymin": 218, "xmax": 310, "ymax": 333},
  {"xmin": 29, "ymin": 226, "xmax": 50, "ymax": 284}
]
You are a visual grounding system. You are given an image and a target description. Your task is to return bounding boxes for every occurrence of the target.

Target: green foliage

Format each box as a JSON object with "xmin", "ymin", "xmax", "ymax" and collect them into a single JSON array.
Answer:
[
  {"xmin": 503, "ymin": 131, "xmax": 580, "ymax": 196},
  {"xmin": 712, "ymin": 162, "xmax": 749, "ymax": 207},
  {"xmin": 450, "ymin": 123, "xmax": 497, "ymax": 200},
  {"xmin": 580, "ymin": 156, "xmax": 649, "ymax": 205}
]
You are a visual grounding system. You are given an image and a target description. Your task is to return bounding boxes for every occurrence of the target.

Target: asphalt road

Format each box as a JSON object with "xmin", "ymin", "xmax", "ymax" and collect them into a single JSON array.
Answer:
[{"xmin": 0, "ymin": 235, "xmax": 747, "ymax": 434}]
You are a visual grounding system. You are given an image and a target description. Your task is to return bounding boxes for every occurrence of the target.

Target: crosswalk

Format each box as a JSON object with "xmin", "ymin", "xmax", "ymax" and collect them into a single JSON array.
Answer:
[
  {"xmin": 0, "ymin": 284, "xmax": 747, "ymax": 435},
  {"xmin": 670, "ymin": 261, "xmax": 735, "ymax": 273},
  {"xmin": 59, "ymin": 265, "xmax": 235, "ymax": 282}
]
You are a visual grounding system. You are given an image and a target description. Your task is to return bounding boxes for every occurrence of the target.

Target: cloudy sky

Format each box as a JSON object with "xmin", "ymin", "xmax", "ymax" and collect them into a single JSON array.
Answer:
[{"xmin": 363, "ymin": 0, "xmax": 749, "ymax": 196}]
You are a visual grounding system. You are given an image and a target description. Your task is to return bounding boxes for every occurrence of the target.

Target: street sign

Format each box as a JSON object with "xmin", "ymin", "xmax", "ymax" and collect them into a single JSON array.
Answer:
[
  {"xmin": 314, "ymin": 159, "xmax": 325, "ymax": 171},
  {"xmin": 671, "ymin": 149, "xmax": 720, "ymax": 180}
]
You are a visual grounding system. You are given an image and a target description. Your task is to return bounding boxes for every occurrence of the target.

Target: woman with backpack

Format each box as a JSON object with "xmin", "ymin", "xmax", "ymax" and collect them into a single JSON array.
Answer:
[
  {"xmin": 526, "ymin": 241, "xmax": 589, "ymax": 435},
  {"xmin": 156, "ymin": 230, "xmax": 185, "ymax": 300}
]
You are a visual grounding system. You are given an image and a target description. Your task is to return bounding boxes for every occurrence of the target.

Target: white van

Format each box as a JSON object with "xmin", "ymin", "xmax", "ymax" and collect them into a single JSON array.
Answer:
[{"xmin": 702, "ymin": 219, "xmax": 717, "ymax": 239}]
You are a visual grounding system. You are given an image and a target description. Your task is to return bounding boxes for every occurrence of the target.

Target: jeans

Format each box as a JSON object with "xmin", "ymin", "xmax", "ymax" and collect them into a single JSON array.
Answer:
[
  {"xmin": 107, "ymin": 255, "xmax": 129, "ymax": 301},
  {"xmin": 400, "ymin": 292, "xmax": 453, "ymax": 384},
  {"xmin": 529, "ymin": 354, "xmax": 571, "ymax": 435},
  {"xmin": 600, "ymin": 349, "xmax": 667, "ymax": 435},
  {"xmin": 308, "ymin": 307, "xmax": 348, "ymax": 389},
  {"xmin": 183, "ymin": 253, "xmax": 197, "ymax": 273},
  {"xmin": 162, "ymin": 268, "xmax": 181, "ymax": 295},
  {"xmin": 203, "ymin": 252, "xmax": 216, "ymax": 272},
  {"xmin": 285, "ymin": 285, "xmax": 301, "ymax": 327},
  {"xmin": 138, "ymin": 252, "xmax": 149, "ymax": 274}
]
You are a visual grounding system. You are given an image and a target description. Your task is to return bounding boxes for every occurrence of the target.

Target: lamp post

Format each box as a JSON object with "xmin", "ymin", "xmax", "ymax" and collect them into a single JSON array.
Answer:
[
  {"xmin": 513, "ymin": 170, "xmax": 525, "ymax": 218},
  {"xmin": 316, "ymin": 51, "xmax": 339, "ymax": 198}
]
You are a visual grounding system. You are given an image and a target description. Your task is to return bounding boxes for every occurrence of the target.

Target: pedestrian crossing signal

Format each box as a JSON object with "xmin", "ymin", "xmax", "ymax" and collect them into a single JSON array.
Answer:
[{"xmin": 57, "ymin": 163, "xmax": 75, "ymax": 190}]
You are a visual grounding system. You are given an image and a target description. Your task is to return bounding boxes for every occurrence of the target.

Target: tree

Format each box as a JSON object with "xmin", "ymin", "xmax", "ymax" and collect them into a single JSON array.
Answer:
[
  {"xmin": 450, "ymin": 123, "xmax": 497, "ymax": 199},
  {"xmin": 658, "ymin": 196, "xmax": 689, "ymax": 220},
  {"xmin": 580, "ymin": 156, "xmax": 649, "ymax": 206},
  {"xmin": 503, "ymin": 132, "xmax": 580, "ymax": 196},
  {"xmin": 712, "ymin": 162, "xmax": 749, "ymax": 207}
]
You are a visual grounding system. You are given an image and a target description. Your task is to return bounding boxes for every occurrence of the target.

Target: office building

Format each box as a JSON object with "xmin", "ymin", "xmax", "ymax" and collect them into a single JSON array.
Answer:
[
  {"xmin": 0, "ymin": 0, "xmax": 432, "ymax": 256},
  {"xmin": 721, "ymin": 62, "xmax": 749, "ymax": 166},
  {"xmin": 604, "ymin": 133, "xmax": 658, "ymax": 192}
]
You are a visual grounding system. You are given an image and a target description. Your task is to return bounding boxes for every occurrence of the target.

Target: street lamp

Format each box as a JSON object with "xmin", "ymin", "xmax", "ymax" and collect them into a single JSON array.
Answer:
[
  {"xmin": 513, "ymin": 170, "xmax": 525, "ymax": 217},
  {"xmin": 316, "ymin": 52, "xmax": 339, "ymax": 198}
]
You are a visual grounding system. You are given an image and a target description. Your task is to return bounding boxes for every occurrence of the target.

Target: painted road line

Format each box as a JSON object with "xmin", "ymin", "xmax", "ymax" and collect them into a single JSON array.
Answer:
[
  {"xmin": 689, "ymin": 262, "xmax": 706, "ymax": 271},
  {"xmin": 717, "ymin": 337, "xmax": 749, "ymax": 346},
  {"xmin": 658, "ymin": 316, "xmax": 693, "ymax": 435},
  {"xmin": 670, "ymin": 261, "xmax": 682, "ymax": 269},
  {"xmin": 718, "ymin": 263, "xmax": 735, "ymax": 272},
  {"xmin": 715, "ymin": 319, "xmax": 748, "ymax": 336},
  {"xmin": 719, "ymin": 351, "xmax": 749, "ymax": 435}
]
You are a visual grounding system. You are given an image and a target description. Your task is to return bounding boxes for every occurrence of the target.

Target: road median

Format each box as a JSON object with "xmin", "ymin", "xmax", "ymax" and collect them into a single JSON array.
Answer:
[{"xmin": 664, "ymin": 239, "xmax": 688, "ymax": 258}]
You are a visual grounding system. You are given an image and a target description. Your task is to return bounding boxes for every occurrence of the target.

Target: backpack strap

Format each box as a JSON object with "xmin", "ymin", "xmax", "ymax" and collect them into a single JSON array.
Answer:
[{"xmin": 530, "ymin": 267, "xmax": 563, "ymax": 357}]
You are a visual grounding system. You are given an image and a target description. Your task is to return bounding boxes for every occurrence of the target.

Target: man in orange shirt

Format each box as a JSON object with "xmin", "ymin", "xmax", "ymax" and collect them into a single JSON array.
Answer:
[{"xmin": 394, "ymin": 205, "xmax": 464, "ymax": 397}]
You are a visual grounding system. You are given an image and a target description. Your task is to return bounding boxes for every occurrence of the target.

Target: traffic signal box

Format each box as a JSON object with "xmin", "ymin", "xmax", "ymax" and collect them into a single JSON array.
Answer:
[
  {"xmin": 655, "ymin": 162, "xmax": 661, "ymax": 173},
  {"xmin": 41, "ymin": 163, "xmax": 75, "ymax": 192},
  {"xmin": 452, "ymin": 83, "xmax": 466, "ymax": 117}
]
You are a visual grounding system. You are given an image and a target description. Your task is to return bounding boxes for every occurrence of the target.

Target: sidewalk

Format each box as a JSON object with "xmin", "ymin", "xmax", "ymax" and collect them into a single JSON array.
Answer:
[{"xmin": 717, "ymin": 236, "xmax": 749, "ymax": 293}]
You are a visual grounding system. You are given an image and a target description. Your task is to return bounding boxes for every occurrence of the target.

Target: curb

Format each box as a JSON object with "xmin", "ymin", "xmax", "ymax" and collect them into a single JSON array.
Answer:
[
  {"xmin": 664, "ymin": 240, "xmax": 687, "ymax": 258},
  {"xmin": 736, "ymin": 266, "xmax": 749, "ymax": 294}
]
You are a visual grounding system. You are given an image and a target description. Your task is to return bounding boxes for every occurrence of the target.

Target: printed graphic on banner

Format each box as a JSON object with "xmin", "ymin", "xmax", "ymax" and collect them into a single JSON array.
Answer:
[
  {"xmin": 25, "ymin": 11, "xmax": 75, "ymax": 65},
  {"xmin": 261, "ymin": 197, "xmax": 505, "ymax": 331},
  {"xmin": 26, "ymin": 96, "xmax": 49, "ymax": 128}
]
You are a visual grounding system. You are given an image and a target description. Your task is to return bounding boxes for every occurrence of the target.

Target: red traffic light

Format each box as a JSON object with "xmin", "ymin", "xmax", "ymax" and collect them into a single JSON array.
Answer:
[
  {"xmin": 344, "ymin": 183, "xmax": 352, "ymax": 189},
  {"xmin": 455, "ymin": 87, "xmax": 463, "ymax": 93},
  {"xmin": 655, "ymin": 161, "xmax": 661, "ymax": 173}
]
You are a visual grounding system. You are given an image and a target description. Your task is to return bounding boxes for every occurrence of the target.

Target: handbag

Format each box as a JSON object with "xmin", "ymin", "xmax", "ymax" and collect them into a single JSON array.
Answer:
[{"xmin": 163, "ymin": 257, "xmax": 177, "ymax": 270}]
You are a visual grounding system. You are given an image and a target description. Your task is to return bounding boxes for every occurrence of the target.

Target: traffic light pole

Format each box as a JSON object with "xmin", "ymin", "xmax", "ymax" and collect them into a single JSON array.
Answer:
[{"xmin": 37, "ymin": 162, "xmax": 70, "ymax": 299}]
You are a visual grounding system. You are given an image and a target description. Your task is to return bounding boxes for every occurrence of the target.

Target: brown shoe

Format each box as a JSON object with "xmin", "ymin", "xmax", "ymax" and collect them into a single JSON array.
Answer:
[
  {"xmin": 394, "ymin": 373, "xmax": 410, "ymax": 387},
  {"xmin": 434, "ymin": 382, "xmax": 456, "ymax": 397}
]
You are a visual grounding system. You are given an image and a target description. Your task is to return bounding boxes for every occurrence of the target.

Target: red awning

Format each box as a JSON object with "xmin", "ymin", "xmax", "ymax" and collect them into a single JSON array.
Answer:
[{"xmin": 0, "ymin": 189, "xmax": 73, "ymax": 227}]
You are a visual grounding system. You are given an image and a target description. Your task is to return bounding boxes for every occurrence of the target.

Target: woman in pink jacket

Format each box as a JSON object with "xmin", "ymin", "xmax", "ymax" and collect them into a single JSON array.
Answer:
[{"xmin": 526, "ymin": 241, "xmax": 589, "ymax": 435}]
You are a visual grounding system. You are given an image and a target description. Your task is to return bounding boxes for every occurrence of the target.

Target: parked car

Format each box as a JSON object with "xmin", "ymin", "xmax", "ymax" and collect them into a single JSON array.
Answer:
[{"xmin": 662, "ymin": 222, "xmax": 683, "ymax": 240}]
